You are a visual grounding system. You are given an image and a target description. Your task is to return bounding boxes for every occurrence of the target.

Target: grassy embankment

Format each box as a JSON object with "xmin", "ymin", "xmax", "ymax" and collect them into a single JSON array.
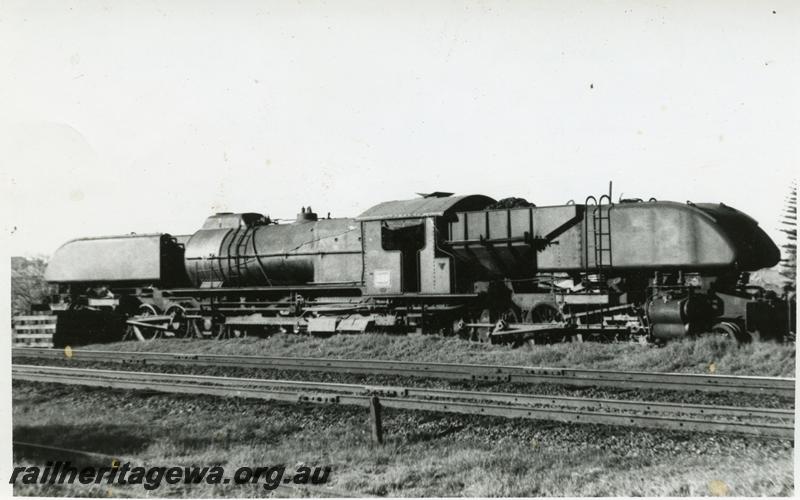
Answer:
[{"xmin": 84, "ymin": 333, "xmax": 796, "ymax": 377}]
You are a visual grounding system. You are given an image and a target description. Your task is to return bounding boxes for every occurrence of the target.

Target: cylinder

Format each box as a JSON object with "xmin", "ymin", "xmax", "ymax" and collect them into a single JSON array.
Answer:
[
  {"xmin": 651, "ymin": 323, "xmax": 690, "ymax": 340},
  {"xmin": 647, "ymin": 298, "xmax": 686, "ymax": 324}
]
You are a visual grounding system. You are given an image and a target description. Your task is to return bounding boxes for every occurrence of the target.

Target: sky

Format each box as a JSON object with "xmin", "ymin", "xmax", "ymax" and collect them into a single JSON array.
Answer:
[{"xmin": 1, "ymin": 0, "xmax": 798, "ymax": 256}]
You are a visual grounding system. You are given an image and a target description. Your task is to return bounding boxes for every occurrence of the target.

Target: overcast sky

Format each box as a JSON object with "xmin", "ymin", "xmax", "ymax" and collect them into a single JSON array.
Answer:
[{"xmin": 1, "ymin": 0, "xmax": 797, "ymax": 256}]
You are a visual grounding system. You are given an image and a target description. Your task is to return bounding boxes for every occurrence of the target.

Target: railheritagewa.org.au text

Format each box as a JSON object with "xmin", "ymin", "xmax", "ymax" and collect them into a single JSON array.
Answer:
[{"xmin": 10, "ymin": 462, "xmax": 331, "ymax": 490}]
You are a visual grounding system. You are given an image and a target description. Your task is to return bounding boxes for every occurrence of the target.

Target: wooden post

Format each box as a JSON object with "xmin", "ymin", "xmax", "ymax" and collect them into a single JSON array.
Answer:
[{"xmin": 369, "ymin": 396, "xmax": 383, "ymax": 445}]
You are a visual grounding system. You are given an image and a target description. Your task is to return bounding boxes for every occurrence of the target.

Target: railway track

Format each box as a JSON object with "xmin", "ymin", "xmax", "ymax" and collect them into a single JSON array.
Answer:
[
  {"xmin": 12, "ymin": 347, "xmax": 796, "ymax": 397},
  {"xmin": 13, "ymin": 364, "xmax": 795, "ymax": 439}
]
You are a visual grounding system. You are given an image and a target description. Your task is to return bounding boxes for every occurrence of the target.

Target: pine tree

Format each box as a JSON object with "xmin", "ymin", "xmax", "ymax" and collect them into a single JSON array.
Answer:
[{"xmin": 778, "ymin": 182, "xmax": 796, "ymax": 294}]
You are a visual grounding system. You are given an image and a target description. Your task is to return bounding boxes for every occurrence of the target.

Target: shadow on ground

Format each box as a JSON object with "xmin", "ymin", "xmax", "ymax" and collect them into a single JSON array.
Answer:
[{"xmin": 13, "ymin": 423, "xmax": 149, "ymax": 467}]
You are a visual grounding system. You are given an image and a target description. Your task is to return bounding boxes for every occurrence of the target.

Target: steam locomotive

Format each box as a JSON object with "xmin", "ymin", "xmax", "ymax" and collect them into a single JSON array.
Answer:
[{"xmin": 45, "ymin": 190, "xmax": 788, "ymax": 346}]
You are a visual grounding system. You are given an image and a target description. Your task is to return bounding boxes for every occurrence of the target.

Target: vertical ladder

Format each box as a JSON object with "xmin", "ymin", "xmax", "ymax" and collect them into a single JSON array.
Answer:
[
  {"xmin": 583, "ymin": 186, "xmax": 614, "ymax": 335},
  {"xmin": 592, "ymin": 197, "xmax": 613, "ymax": 290},
  {"xmin": 583, "ymin": 197, "xmax": 613, "ymax": 285},
  {"xmin": 583, "ymin": 196, "xmax": 597, "ymax": 279}
]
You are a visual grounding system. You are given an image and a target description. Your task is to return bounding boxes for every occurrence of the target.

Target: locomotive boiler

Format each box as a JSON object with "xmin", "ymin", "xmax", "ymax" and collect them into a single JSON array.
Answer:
[
  {"xmin": 182, "ymin": 210, "xmax": 363, "ymax": 287},
  {"xmin": 43, "ymin": 189, "xmax": 788, "ymax": 346}
]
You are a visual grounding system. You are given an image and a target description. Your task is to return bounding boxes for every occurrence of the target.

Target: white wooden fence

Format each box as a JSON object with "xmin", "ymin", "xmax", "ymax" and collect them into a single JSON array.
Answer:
[{"xmin": 12, "ymin": 315, "xmax": 56, "ymax": 347}]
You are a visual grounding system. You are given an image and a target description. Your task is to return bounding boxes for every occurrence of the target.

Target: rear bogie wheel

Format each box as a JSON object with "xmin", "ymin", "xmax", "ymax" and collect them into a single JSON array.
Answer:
[{"xmin": 711, "ymin": 320, "xmax": 747, "ymax": 343}]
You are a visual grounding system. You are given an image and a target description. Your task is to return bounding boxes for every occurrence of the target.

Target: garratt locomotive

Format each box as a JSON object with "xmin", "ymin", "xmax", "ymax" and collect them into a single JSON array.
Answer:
[{"xmin": 44, "ymin": 189, "xmax": 787, "ymax": 346}]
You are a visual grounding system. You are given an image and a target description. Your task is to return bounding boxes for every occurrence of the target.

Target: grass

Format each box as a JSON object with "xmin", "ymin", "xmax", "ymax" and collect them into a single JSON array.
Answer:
[
  {"xmin": 12, "ymin": 382, "xmax": 794, "ymax": 497},
  {"xmin": 82, "ymin": 333, "xmax": 796, "ymax": 377}
]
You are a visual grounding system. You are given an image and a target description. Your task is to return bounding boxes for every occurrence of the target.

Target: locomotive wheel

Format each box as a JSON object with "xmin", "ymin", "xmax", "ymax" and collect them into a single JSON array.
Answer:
[
  {"xmin": 530, "ymin": 304, "xmax": 563, "ymax": 323},
  {"xmin": 521, "ymin": 308, "xmax": 533, "ymax": 323},
  {"xmin": 128, "ymin": 304, "xmax": 163, "ymax": 341},
  {"xmin": 470, "ymin": 309, "xmax": 493, "ymax": 342},
  {"xmin": 529, "ymin": 303, "xmax": 571, "ymax": 343},
  {"xmin": 711, "ymin": 321, "xmax": 746, "ymax": 343},
  {"xmin": 189, "ymin": 318, "xmax": 209, "ymax": 339},
  {"xmin": 452, "ymin": 318, "xmax": 467, "ymax": 338},
  {"xmin": 165, "ymin": 305, "xmax": 190, "ymax": 338},
  {"xmin": 195, "ymin": 316, "xmax": 224, "ymax": 339},
  {"xmin": 501, "ymin": 307, "xmax": 520, "ymax": 323},
  {"xmin": 215, "ymin": 324, "xmax": 248, "ymax": 340},
  {"xmin": 214, "ymin": 323, "xmax": 227, "ymax": 340},
  {"xmin": 214, "ymin": 323, "xmax": 230, "ymax": 340},
  {"xmin": 495, "ymin": 307, "xmax": 521, "ymax": 345}
]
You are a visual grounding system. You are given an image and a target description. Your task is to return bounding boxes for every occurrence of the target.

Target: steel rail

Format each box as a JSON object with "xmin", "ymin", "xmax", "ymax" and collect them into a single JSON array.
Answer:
[
  {"xmin": 12, "ymin": 364, "xmax": 793, "ymax": 421},
  {"xmin": 12, "ymin": 347, "xmax": 796, "ymax": 397},
  {"xmin": 12, "ymin": 365, "xmax": 794, "ymax": 439}
]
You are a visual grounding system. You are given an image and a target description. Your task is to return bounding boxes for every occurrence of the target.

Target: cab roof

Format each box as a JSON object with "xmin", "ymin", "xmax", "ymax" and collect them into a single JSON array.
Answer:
[{"xmin": 357, "ymin": 194, "xmax": 495, "ymax": 221}]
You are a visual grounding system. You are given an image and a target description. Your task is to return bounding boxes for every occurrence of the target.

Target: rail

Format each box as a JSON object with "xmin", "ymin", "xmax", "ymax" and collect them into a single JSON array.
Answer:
[
  {"xmin": 12, "ymin": 364, "xmax": 794, "ymax": 439},
  {"xmin": 12, "ymin": 347, "xmax": 796, "ymax": 397}
]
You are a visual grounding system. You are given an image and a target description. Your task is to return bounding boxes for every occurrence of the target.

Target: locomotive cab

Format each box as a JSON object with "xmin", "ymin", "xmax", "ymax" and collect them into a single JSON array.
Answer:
[{"xmin": 357, "ymin": 194, "xmax": 495, "ymax": 295}]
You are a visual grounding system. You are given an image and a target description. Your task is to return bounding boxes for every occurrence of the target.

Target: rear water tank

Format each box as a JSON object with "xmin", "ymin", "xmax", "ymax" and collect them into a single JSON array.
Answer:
[
  {"xmin": 609, "ymin": 201, "xmax": 779, "ymax": 271},
  {"xmin": 45, "ymin": 233, "xmax": 188, "ymax": 286}
]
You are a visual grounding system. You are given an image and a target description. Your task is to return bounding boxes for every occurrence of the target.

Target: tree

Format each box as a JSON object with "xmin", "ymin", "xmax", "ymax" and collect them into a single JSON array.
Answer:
[
  {"xmin": 778, "ymin": 182, "xmax": 796, "ymax": 294},
  {"xmin": 11, "ymin": 256, "xmax": 52, "ymax": 316}
]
